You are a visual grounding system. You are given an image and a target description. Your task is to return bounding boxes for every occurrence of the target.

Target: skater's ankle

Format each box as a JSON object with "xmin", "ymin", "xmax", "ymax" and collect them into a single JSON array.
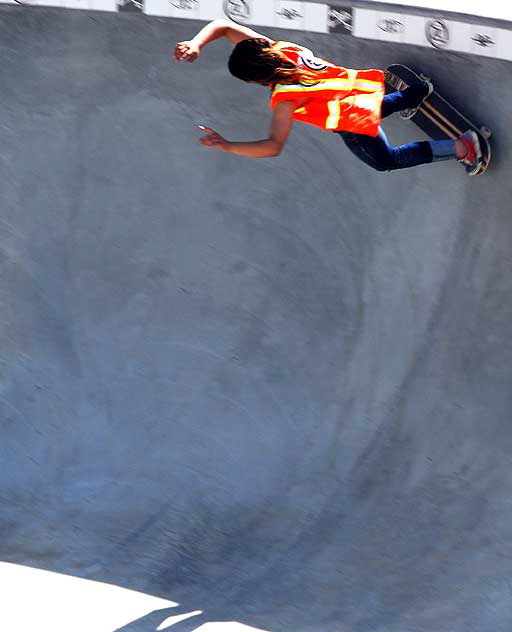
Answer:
[{"xmin": 455, "ymin": 139, "xmax": 469, "ymax": 159}]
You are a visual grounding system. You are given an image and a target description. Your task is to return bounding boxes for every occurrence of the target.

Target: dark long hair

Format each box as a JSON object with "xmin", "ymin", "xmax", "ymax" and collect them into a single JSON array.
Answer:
[{"xmin": 228, "ymin": 38, "xmax": 321, "ymax": 86}]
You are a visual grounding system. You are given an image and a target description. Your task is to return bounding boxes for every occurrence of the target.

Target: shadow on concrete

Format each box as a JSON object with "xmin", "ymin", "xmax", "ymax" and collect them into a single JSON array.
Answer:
[{"xmin": 114, "ymin": 607, "xmax": 210, "ymax": 632}]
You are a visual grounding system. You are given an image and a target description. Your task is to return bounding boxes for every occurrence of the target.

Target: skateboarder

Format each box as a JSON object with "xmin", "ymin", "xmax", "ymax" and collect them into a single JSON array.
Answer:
[{"xmin": 174, "ymin": 18, "xmax": 482, "ymax": 175}]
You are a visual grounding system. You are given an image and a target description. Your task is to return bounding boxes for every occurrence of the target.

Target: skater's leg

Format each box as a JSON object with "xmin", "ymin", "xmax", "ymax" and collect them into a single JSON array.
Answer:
[
  {"xmin": 381, "ymin": 81, "xmax": 432, "ymax": 119},
  {"xmin": 337, "ymin": 127, "xmax": 433, "ymax": 171},
  {"xmin": 336, "ymin": 128, "xmax": 481, "ymax": 173},
  {"xmin": 406, "ymin": 134, "xmax": 482, "ymax": 168}
]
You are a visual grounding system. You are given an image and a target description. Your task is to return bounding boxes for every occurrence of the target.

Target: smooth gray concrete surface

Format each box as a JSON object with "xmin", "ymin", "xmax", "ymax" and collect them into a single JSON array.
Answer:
[{"xmin": 1, "ymin": 7, "xmax": 512, "ymax": 632}]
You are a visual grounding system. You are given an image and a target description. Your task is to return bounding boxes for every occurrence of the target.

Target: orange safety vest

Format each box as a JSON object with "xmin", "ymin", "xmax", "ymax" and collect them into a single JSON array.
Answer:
[{"xmin": 269, "ymin": 42, "xmax": 385, "ymax": 137}]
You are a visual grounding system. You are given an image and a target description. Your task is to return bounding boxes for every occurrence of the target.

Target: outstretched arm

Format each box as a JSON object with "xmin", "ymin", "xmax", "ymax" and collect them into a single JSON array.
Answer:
[
  {"xmin": 174, "ymin": 18, "xmax": 274, "ymax": 62},
  {"xmin": 199, "ymin": 101, "xmax": 295, "ymax": 158}
]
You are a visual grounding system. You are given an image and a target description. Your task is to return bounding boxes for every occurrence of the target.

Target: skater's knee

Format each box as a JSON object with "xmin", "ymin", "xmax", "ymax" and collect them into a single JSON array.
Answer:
[
  {"xmin": 368, "ymin": 160, "xmax": 390, "ymax": 172},
  {"xmin": 356, "ymin": 148, "xmax": 391, "ymax": 171}
]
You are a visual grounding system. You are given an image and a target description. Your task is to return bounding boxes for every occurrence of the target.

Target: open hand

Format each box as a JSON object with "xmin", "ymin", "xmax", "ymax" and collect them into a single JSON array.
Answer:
[
  {"xmin": 174, "ymin": 41, "xmax": 200, "ymax": 63},
  {"xmin": 198, "ymin": 126, "xmax": 229, "ymax": 151}
]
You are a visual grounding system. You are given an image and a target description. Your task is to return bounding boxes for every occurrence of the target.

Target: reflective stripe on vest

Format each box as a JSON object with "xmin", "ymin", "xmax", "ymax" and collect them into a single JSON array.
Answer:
[
  {"xmin": 326, "ymin": 99, "xmax": 342, "ymax": 129},
  {"xmin": 273, "ymin": 71, "xmax": 358, "ymax": 98}
]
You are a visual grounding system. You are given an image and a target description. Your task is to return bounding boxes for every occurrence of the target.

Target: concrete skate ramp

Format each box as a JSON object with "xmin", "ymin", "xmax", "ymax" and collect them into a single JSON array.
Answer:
[{"xmin": 2, "ymin": 8, "xmax": 512, "ymax": 632}]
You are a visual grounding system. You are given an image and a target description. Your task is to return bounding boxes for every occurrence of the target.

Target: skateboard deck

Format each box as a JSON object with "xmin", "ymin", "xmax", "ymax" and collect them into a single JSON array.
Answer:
[{"xmin": 384, "ymin": 64, "xmax": 491, "ymax": 175}]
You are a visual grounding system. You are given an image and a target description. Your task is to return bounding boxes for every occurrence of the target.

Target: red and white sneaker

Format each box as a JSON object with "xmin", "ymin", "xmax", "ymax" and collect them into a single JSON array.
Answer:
[{"xmin": 458, "ymin": 130, "xmax": 483, "ymax": 176}]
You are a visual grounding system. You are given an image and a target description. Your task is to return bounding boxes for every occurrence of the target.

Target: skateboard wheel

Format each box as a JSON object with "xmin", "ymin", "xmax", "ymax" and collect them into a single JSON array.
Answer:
[{"xmin": 480, "ymin": 126, "xmax": 492, "ymax": 139}]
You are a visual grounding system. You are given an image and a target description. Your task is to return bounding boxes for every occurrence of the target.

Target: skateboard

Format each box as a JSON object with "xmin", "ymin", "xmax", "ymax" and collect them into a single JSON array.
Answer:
[{"xmin": 384, "ymin": 64, "xmax": 491, "ymax": 175}]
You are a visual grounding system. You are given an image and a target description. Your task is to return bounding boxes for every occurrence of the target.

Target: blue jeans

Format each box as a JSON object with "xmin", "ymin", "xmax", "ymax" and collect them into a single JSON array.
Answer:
[{"xmin": 336, "ymin": 83, "xmax": 455, "ymax": 172}]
